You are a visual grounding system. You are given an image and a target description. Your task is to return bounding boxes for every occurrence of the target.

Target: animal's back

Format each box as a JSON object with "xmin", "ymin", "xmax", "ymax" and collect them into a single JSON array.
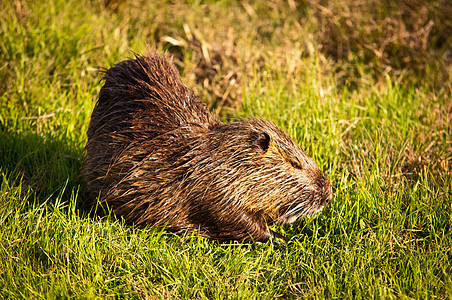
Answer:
[
  {"xmin": 89, "ymin": 54, "xmax": 217, "ymax": 138},
  {"xmin": 84, "ymin": 54, "xmax": 218, "ymax": 201}
]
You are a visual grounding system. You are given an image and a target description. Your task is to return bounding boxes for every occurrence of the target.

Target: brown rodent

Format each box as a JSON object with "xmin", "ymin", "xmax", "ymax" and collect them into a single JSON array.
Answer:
[{"xmin": 84, "ymin": 53, "xmax": 332, "ymax": 242}]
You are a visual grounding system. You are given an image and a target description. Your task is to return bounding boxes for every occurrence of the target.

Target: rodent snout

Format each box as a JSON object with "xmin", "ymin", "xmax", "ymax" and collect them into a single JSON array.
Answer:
[
  {"xmin": 324, "ymin": 184, "xmax": 333, "ymax": 205},
  {"xmin": 318, "ymin": 177, "xmax": 333, "ymax": 206}
]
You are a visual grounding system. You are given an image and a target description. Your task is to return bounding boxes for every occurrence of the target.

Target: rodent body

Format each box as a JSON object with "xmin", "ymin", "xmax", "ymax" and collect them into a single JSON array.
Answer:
[{"xmin": 84, "ymin": 53, "xmax": 332, "ymax": 242}]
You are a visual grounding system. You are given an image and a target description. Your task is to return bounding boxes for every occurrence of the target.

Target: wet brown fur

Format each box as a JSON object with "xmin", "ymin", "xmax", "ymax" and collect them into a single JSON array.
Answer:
[{"xmin": 84, "ymin": 53, "xmax": 332, "ymax": 242}]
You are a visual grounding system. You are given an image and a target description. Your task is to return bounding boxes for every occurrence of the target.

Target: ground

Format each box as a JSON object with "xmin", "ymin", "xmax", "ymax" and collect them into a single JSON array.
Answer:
[{"xmin": 0, "ymin": 0, "xmax": 451, "ymax": 298}]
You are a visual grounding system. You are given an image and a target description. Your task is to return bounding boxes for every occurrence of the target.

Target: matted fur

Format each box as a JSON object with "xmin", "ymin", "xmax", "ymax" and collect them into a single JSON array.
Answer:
[{"xmin": 84, "ymin": 53, "xmax": 332, "ymax": 242}]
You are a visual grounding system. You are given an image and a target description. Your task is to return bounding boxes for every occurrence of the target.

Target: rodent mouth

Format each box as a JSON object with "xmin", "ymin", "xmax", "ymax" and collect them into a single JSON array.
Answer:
[
  {"xmin": 278, "ymin": 202, "xmax": 327, "ymax": 224},
  {"xmin": 277, "ymin": 184, "xmax": 332, "ymax": 224}
]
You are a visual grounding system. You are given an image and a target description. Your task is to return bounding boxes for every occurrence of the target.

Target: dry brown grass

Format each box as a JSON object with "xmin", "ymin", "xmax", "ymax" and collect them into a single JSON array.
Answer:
[
  {"xmin": 307, "ymin": 0, "xmax": 452, "ymax": 87},
  {"xmin": 101, "ymin": 0, "xmax": 451, "ymax": 114}
]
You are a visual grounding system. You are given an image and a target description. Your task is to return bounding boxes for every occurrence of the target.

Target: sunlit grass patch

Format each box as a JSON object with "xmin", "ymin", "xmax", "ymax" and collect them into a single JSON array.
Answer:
[{"xmin": 0, "ymin": 0, "xmax": 451, "ymax": 298}]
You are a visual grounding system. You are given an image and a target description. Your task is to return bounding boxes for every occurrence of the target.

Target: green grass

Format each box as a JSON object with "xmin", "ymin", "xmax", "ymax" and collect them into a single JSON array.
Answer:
[{"xmin": 1, "ymin": 0, "xmax": 451, "ymax": 298}]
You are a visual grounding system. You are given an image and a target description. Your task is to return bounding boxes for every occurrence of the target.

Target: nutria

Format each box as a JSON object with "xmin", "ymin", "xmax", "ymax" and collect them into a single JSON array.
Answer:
[{"xmin": 84, "ymin": 53, "xmax": 332, "ymax": 242}]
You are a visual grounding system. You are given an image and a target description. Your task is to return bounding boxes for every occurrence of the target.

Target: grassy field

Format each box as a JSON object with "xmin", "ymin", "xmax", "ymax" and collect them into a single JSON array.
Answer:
[{"xmin": 1, "ymin": 0, "xmax": 451, "ymax": 298}]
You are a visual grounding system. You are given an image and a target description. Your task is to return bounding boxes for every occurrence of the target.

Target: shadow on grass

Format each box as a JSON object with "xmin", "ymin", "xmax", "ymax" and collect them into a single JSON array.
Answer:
[{"xmin": 0, "ymin": 128, "xmax": 87, "ymax": 209}]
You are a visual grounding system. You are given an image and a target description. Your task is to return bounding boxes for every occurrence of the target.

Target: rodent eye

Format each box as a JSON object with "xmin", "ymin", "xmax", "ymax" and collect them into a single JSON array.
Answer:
[
  {"xmin": 255, "ymin": 132, "xmax": 270, "ymax": 153},
  {"xmin": 290, "ymin": 160, "xmax": 303, "ymax": 170}
]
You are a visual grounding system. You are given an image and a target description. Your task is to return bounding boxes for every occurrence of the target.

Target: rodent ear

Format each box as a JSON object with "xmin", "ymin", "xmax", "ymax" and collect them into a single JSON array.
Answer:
[{"xmin": 255, "ymin": 132, "xmax": 270, "ymax": 153}]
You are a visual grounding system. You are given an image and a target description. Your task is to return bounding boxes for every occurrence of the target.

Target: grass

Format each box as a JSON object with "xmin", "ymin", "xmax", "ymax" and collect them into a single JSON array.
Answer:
[{"xmin": 1, "ymin": 0, "xmax": 451, "ymax": 298}]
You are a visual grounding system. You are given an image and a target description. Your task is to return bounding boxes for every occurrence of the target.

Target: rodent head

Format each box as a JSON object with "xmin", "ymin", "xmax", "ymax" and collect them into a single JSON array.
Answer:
[{"xmin": 209, "ymin": 118, "xmax": 332, "ymax": 224}]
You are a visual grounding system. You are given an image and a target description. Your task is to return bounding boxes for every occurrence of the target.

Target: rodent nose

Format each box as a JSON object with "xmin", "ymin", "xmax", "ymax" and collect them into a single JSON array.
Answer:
[
  {"xmin": 323, "ymin": 180, "xmax": 333, "ymax": 205},
  {"xmin": 324, "ymin": 184, "xmax": 333, "ymax": 205},
  {"xmin": 318, "ymin": 177, "xmax": 332, "ymax": 205}
]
